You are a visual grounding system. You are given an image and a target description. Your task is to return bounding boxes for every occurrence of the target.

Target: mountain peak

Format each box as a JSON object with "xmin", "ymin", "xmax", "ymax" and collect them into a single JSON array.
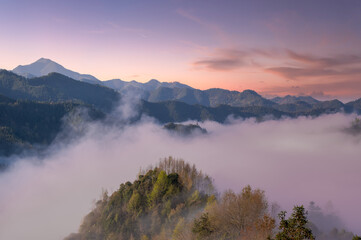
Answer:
[
  {"xmin": 12, "ymin": 58, "xmax": 100, "ymax": 84},
  {"xmin": 35, "ymin": 58, "xmax": 55, "ymax": 64},
  {"xmin": 242, "ymin": 89, "xmax": 259, "ymax": 96},
  {"xmin": 148, "ymin": 79, "xmax": 160, "ymax": 83}
]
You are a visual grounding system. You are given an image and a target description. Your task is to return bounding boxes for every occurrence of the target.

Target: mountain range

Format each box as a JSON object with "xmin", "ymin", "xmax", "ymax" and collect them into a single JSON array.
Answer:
[
  {"xmin": 0, "ymin": 58, "xmax": 361, "ymax": 159},
  {"xmin": 6, "ymin": 58, "xmax": 361, "ymax": 114},
  {"xmin": 11, "ymin": 58, "xmax": 345, "ymax": 109}
]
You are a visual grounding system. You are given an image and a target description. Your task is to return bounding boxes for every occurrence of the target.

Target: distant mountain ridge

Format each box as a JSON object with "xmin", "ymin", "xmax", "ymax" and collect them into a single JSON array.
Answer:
[
  {"xmin": 5, "ymin": 58, "xmax": 361, "ymax": 112},
  {"xmin": 271, "ymin": 95, "xmax": 320, "ymax": 105},
  {"xmin": 1, "ymin": 68, "xmax": 361, "ymax": 159}
]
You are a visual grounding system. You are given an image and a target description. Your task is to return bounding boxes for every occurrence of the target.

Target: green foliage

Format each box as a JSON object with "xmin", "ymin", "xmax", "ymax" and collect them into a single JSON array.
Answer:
[
  {"xmin": 0, "ymin": 95, "xmax": 103, "ymax": 157},
  {"xmin": 192, "ymin": 213, "xmax": 214, "ymax": 239},
  {"xmin": 68, "ymin": 157, "xmax": 215, "ymax": 240},
  {"xmin": 353, "ymin": 235, "xmax": 361, "ymax": 240},
  {"xmin": 149, "ymin": 171, "xmax": 170, "ymax": 206},
  {"xmin": 274, "ymin": 206, "xmax": 315, "ymax": 240}
]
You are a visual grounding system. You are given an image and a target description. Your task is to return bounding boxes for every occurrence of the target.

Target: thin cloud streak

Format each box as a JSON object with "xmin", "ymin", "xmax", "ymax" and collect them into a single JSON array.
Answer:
[
  {"xmin": 286, "ymin": 50, "xmax": 361, "ymax": 68},
  {"xmin": 193, "ymin": 58, "xmax": 242, "ymax": 71},
  {"xmin": 265, "ymin": 67, "xmax": 338, "ymax": 79},
  {"xmin": 192, "ymin": 48, "xmax": 253, "ymax": 71},
  {"xmin": 266, "ymin": 50, "xmax": 361, "ymax": 80},
  {"xmin": 176, "ymin": 8, "xmax": 232, "ymax": 45}
]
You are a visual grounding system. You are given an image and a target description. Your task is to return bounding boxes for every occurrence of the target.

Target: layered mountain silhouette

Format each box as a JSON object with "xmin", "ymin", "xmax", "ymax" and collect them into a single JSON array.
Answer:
[
  {"xmin": 9, "ymin": 58, "xmax": 306, "ymax": 108},
  {"xmin": 5, "ymin": 58, "xmax": 361, "ymax": 114},
  {"xmin": 0, "ymin": 70, "xmax": 119, "ymax": 112},
  {"xmin": 1, "ymin": 60, "xmax": 361, "ymax": 159},
  {"xmin": 4, "ymin": 58, "xmax": 361, "ymax": 115}
]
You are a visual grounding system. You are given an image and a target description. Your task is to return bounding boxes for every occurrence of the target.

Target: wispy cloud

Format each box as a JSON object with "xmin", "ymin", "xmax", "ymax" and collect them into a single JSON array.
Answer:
[
  {"xmin": 266, "ymin": 51, "xmax": 361, "ymax": 80},
  {"xmin": 286, "ymin": 50, "xmax": 361, "ymax": 68},
  {"xmin": 191, "ymin": 48, "xmax": 278, "ymax": 71},
  {"xmin": 265, "ymin": 67, "xmax": 338, "ymax": 79},
  {"xmin": 192, "ymin": 49, "xmax": 247, "ymax": 71},
  {"xmin": 176, "ymin": 9, "xmax": 231, "ymax": 45},
  {"xmin": 193, "ymin": 58, "xmax": 242, "ymax": 71}
]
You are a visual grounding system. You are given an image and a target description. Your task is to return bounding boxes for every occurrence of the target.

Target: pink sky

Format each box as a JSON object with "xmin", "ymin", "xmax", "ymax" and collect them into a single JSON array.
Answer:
[{"xmin": 1, "ymin": 0, "xmax": 361, "ymax": 101}]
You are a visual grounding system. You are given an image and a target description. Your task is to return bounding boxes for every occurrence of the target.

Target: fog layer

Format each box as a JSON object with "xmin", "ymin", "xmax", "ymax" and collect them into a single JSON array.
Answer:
[{"xmin": 0, "ymin": 113, "xmax": 360, "ymax": 239}]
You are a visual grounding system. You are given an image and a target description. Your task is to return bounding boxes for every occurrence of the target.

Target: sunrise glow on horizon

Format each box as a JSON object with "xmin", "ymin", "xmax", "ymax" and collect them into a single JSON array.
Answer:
[{"xmin": 1, "ymin": 0, "xmax": 361, "ymax": 101}]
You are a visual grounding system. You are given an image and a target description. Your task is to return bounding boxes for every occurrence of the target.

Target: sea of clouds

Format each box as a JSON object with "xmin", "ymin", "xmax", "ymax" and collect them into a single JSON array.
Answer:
[{"xmin": 0, "ymin": 108, "xmax": 360, "ymax": 239}]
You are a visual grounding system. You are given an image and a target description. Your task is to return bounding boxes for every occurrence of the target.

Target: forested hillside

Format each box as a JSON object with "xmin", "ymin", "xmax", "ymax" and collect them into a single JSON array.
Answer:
[
  {"xmin": 66, "ymin": 158, "xmax": 361, "ymax": 240},
  {"xmin": 0, "ymin": 70, "xmax": 120, "ymax": 112},
  {"xmin": 0, "ymin": 94, "xmax": 104, "ymax": 157},
  {"xmin": 65, "ymin": 158, "xmax": 215, "ymax": 240}
]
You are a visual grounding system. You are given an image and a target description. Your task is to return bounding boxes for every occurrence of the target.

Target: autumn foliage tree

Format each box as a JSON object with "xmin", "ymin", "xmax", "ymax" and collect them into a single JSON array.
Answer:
[{"xmin": 192, "ymin": 185, "xmax": 275, "ymax": 240}]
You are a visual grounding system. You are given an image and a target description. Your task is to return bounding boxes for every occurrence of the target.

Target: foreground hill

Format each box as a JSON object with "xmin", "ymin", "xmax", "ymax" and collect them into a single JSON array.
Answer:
[
  {"xmin": 65, "ymin": 158, "xmax": 272, "ymax": 240},
  {"xmin": 66, "ymin": 158, "xmax": 359, "ymax": 240}
]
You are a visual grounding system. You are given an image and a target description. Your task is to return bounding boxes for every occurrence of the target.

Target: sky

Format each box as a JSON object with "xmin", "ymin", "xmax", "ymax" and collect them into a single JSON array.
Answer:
[{"xmin": 0, "ymin": 0, "xmax": 361, "ymax": 100}]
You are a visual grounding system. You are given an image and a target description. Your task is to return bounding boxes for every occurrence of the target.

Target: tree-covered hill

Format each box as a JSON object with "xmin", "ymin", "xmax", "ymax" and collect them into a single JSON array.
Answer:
[
  {"xmin": 139, "ymin": 100, "xmax": 290, "ymax": 123},
  {"xmin": 66, "ymin": 158, "xmax": 360, "ymax": 240},
  {"xmin": 65, "ymin": 158, "xmax": 278, "ymax": 240},
  {"xmin": 163, "ymin": 123, "xmax": 207, "ymax": 135},
  {"xmin": 0, "ymin": 95, "xmax": 104, "ymax": 157},
  {"xmin": 0, "ymin": 70, "xmax": 120, "ymax": 112},
  {"xmin": 66, "ymin": 158, "xmax": 215, "ymax": 240}
]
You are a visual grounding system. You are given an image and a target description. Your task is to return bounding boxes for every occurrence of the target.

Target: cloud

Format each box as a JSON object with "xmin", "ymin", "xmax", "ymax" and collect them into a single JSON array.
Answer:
[
  {"xmin": 286, "ymin": 50, "xmax": 361, "ymax": 68},
  {"xmin": 192, "ymin": 48, "xmax": 251, "ymax": 71},
  {"xmin": 176, "ymin": 9, "xmax": 231, "ymax": 44},
  {"xmin": 1, "ymin": 112, "xmax": 361, "ymax": 239},
  {"xmin": 191, "ymin": 46, "xmax": 361, "ymax": 81},
  {"xmin": 265, "ymin": 50, "xmax": 361, "ymax": 80},
  {"xmin": 193, "ymin": 57, "xmax": 243, "ymax": 71},
  {"xmin": 265, "ymin": 67, "xmax": 338, "ymax": 79}
]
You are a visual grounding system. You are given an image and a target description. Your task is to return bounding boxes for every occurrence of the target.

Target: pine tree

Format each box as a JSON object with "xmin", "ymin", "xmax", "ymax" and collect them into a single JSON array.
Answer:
[{"xmin": 274, "ymin": 205, "xmax": 315, "ymax": 240}]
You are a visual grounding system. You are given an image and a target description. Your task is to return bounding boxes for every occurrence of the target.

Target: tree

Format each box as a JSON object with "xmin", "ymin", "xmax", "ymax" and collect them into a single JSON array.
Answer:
[
  {"xmin": 274, "ymin": 205, "xmax": 315, "ymax": 240},
  {"xmin": 192, "ymin": 212, "xmax": 214, "ymax": 239},
  {"xmin": 192, "ymin": 185, "xmax": 275, "ymax": 239},
  {"xmin": 149, "ymin": 171, "xmax": 169, "ymax": 205},
  {"xmin": 172, "ymin": 217, "xmax": 192, "ymax": 240}
]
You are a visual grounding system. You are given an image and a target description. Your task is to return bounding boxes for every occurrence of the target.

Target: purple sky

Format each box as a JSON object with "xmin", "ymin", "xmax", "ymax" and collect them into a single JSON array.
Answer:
[{"xmin": 1, "ymin": 0, "xmax": 361, "ymax": 99}]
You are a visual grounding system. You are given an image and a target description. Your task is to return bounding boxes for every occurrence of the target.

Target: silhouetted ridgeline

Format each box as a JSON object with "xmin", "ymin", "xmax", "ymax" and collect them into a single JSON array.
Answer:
[
  {"xmin": 1, "ymin": 70, "xmax": 361, "ymax": 159},
  {"xmin": 0, "ymin": 70, "xmax": 120, "ymax": 112}
]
